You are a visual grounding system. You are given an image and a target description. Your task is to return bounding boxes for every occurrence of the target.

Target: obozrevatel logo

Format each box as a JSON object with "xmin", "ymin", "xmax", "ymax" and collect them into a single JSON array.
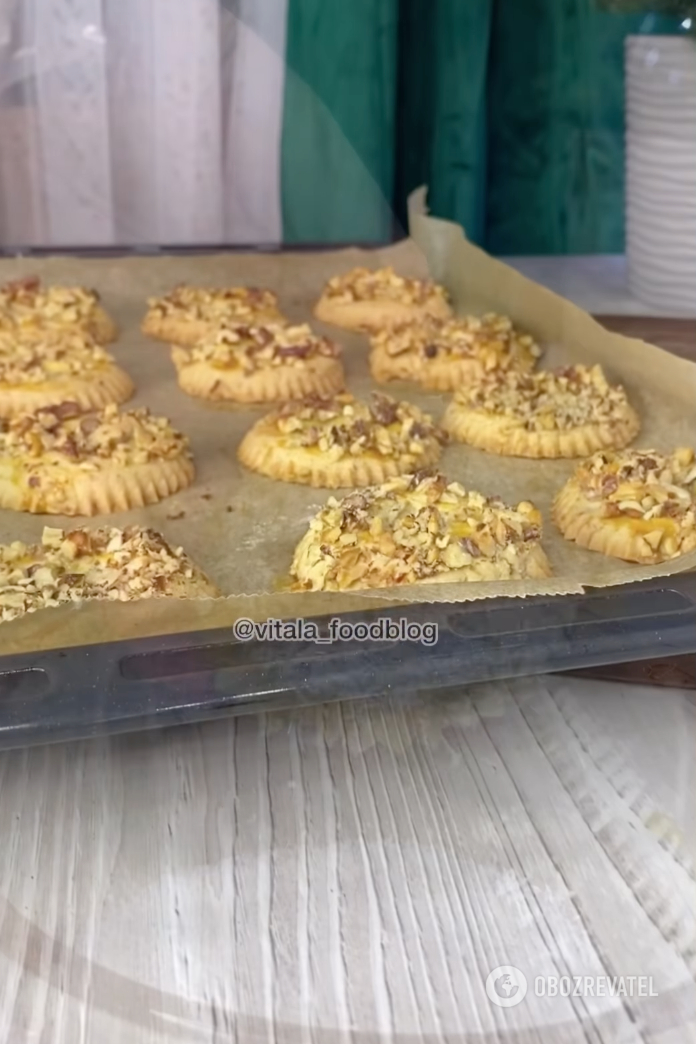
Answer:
[{"xmin": 485, "ymin": 965, "xmax": 528, "ymax": 1008}]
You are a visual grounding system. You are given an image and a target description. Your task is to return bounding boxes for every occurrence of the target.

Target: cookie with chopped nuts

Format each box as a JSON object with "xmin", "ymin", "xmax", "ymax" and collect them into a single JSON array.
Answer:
[
  {"xmin": 554, "ymin": 448, "xmax": 696, "ymax": 565},
  {"xmin": 142, "ymin": 285, "xmax": 285, "ymax": 345},
  {"xmin": 0, "ymin": 332, "xmax": 134, "ymax": 418},
  {"xmin": 0, "ymin": 276, "xmax": 117, "ymax": 343},
  {"xmin": 0, "ymin": 525, "xmax": 219, "ymax": 623},
  {"xmin": 443, "ymin": 365, "xmax": 640, "ymax": 459},
  {"xmin": 173, "ymin": 322, "xmax": 345, "ymax": 404},
  {"xmin": 0, "ymin": 403, "xmax": 194, "ymax": 516},
  {"xmin": 290, "ymin": 472, "xmax": 552, "ymax": 591},
  {"xmin": 238, "ymin": 393, "xmax": 447, "ymax": 488},
  {"xmin": 370, "ymin": 314, "xmax": 542, "ymax": 391},
  {"xmin": 313, "ymin": 267, "xmax": 451, "ymax": 332}
]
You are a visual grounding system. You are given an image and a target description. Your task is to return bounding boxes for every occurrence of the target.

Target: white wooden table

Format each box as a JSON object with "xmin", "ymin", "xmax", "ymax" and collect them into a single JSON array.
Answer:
[{"xmin": 1, "ymin": 260, "xmax": 695, "ymax": 1043}]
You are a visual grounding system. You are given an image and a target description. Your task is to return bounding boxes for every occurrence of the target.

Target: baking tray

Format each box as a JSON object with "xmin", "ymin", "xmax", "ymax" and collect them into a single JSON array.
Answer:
[
  {"xmin": 0, "ymin": 244, "xmax": 695, "ymax": 748},
  {"xmin": 0, "ymin": 573, "xmax": 695, "ymax": 749}
]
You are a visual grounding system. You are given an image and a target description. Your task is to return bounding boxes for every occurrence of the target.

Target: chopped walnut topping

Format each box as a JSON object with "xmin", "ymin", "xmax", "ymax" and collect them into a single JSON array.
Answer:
[
  {"xmin": 0, "ymin": 278, "xmax": 103, "ymax": 332},
  {"xmin": 145, "ymin": 285, "xmax": 283, "ymax": 323},
  {"xmin": 269, "ymin": 392, "xmax": 446, "ymax": 462},
  {"xmin": 0, "ymin": 525, "xmax": 216, "ymax": 623},
  {"xmin": 322, "ymin": 267, "xmax": 449, "ymax": 307},
  {"xmin": 577, "ymin": 448, "xmax": 696, "ymax": 530},
  {"xmin": 455, "ymin": 364, "xmax": 633, "ymax": 431},
  {"xmin": 189, "ymin": 322, "xmax": 341, "ymax": 372},
  {"xmin": 0, "ymin": 403, "xmax": 190, "ymax": 468},
  {"xmin": 0, "ymin": 331, "xmax": 116, "ymax": 385},
  {"xmin": 291, "ymin": 473, "xmax": 547, "ymax": 591},
  {"xmin": 372, "ymin": 313, "xmax": 542, "ymax": 371}
]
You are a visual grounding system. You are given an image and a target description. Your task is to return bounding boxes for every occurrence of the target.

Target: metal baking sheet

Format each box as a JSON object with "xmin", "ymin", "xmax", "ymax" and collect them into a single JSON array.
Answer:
[{"xmin": 1, "ymin": 573, "xmax": 695, "ymax": 749}]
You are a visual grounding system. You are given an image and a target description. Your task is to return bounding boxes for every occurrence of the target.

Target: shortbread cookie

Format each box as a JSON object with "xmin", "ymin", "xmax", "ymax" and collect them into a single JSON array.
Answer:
[
  {"xmin": 443, "ymin": 364, "xmax": 640, "ymax": 458},
  {"xmin": 554, "ymin": 447, "xmax": 696, "ymax": 565},
  {"xmin": 0, "ymin": 402, "xmax": 194, "ymax": 516},
  {"xmin": 370, "ymin": 313, "xmax": 542, "ymax": 390},
  {"xmin": 291, "ymin": 472, "xmax": 551, "ymax": 591},
  {"xmin": 174, "ymin": 322, "xmax": 345, "ymax": 404},
  {"xmin": 238, "ymin": 392, "xmax": 446, "ymax": 488},
  {"xmin": 314, "ymin": 267, "xmax": 451, "ymax": 331},
  {"xmin": 0, "ymin": 524, "xmax": 219, "ymax": 622},
  {"xmin": 0, "ymin": 333, "xmax": 134, "ymax": 417},
  {"xmin": 0, "ymin": 276, "xmax": 117, "ymax": 342},
  {"xmin": 142, "ymin": 285, "xmax": 285, "ymax": 345}
]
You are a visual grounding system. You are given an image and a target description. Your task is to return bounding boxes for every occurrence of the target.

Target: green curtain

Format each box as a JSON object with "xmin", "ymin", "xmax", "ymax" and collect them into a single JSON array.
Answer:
[
  {"xmin": 281, "ymin": 0, "xmax": 399, "ymax": 244},
  {"xmin": 281, "ymin": 0, "xmax": 667, "ymax": 254}
]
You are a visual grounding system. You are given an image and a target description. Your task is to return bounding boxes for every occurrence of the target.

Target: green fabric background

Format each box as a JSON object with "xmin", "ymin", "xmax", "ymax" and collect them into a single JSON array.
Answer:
[
  {"xmin": 485, "ymin": 1, "xmax": 644, "ymax": 254},
  {"xmin": 281, "ymin": 0, "xmax": 399, "ymax": 243},
  {"xmin": 281, "ymin": 0, "xmax": 667, "ymax": 253}
]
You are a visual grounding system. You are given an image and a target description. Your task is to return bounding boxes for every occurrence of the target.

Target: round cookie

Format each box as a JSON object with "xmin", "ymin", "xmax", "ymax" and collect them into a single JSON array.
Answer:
[
  {"xmin": 0, "ymin": 402, "xmax": 194, "ymax": 516},
  {"xmin": 291, "ymin": 472, "xmax": 551, "ymax": 591},
  {"xmin": 238, "ymin": 392, "xmax": 446, "ymax": 488},
  {"xmin": 0, "ymin": 333, "xmax": 133, "ymax": 418},
  {"xmin": 370, "ymin": 313, "xmax": 541, "ymax": 390},
  {"xmin": 0, "ymin": 276, "xmax": 117, "ymax": 342},
  {"xmin": 0, "ymin": 525, "xmax": 219, "ymax": 623},
  {"xmin": 314, "ymin": 267, "xmax": 451, "ymax": 332},
  {"xmin": 554, "ymin": 447, "xmax": 696, "ymax": 565},
  {"xmin": 443, "ymin": 364, "xmax": 640, "ymax": 458},
  {"xmin": 173, "ymin": 322, "xmax": 345, "ymax": 404},
  {"xmin": 142, "ymin": 285, "xmax": 285, "ymax": 345}
]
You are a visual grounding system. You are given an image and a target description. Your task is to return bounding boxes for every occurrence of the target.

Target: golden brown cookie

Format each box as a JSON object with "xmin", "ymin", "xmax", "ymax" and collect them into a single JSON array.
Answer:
[
  {"xmin": 443, "ymin": 364, "xmax": 640, "ymax": 458},
  {"xmin": 291, "ymin": 472, "xmax": 551, "ymax": 591},
  {"xmin": 370, "ymin": 313, "xmax": 542, "ymax": 390},
  {"xmin": 174, "ymin": 322, "xmax": 345, "ymax": 404},
  {"xmin": 0, "ymin": 524, "xmax": 219, "ymax": 623},
  {"xmin": 0, "ymin": 276, "xmax": 117, "ymax": 342},
  {"xmin": 238, "ymin": 392, "xmax": 446, "ymax": 488},
  {"xmin": 554, "ymin": 447, "xmax": 696, "ymax": 565},
  {"xmin": 314, "ymin": 266, "xmax": 452, "ymax": 331},
  {"xmin": 0, "ymin": 402, "xmax": 194, "ymax": 516},
  {"xmin": 0, "ymin": 333, "xmax": 134, "ymax": 418},
  {"xmin": 142, "ymin": 285, "xmax": 285, "ymax": 345}
]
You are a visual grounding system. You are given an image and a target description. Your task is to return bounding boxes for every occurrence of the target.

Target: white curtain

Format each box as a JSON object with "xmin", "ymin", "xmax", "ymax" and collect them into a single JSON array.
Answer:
[{"xmin": 0, "ymin": 0, "xmax": 288, "ymax": 247}]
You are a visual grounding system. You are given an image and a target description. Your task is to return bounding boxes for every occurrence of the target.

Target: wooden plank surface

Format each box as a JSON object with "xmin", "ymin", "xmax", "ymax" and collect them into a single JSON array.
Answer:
[
  {"xmin": 595, "ymin": 316, "xmax": 696, "ymax": 363},
  {"xmin": 1, "ymin": 677, "xmax": 695, "ymax": 1043}
]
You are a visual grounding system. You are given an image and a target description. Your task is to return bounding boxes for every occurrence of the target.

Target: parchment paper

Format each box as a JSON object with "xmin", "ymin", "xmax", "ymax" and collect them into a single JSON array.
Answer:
[{"xmin": 1, "ymin": 187, "xmax": 695, "ymax": 655}]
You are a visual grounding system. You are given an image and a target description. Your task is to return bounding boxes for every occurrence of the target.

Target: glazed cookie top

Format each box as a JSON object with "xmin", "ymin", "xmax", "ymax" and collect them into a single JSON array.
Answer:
[
  {"xmin": 265, "ymin": 392, "xmax": 446, "ymax": 460},
  {"xmin": 0, "ymin": 525, "xmax": 217, "ymax": 622},
  {"xmin": 190, "ymin": 322, "xmax": 342, "ymax": 371},
  {"xmin": 371, "ymin": 313, "xmax": 542, "ymax": 370},
  {"xmin": 572, "ymin": 448, "xmax": 696, "ymax": 525},
  {"xmin": 292, "ymin": 472, "xmax": 546, "ymax": 589},
  {"xmin": 0, "ymin": 333, "xmax": 116, "ymax": 385},
  {"xmin": 146, "ymin": 285, "xmax": 283, "ymax": 322},
  {"xmin": 454, "ymin": 365, "xmax": 635, "ymax": 431},
  {"xmin": 0, "ymin": 402, "xmax": 190, "ymax": 468},
  {"xmin": 321, "ymin": 267, "xmax": 449, "ymax": 308},
  {"xmin": 0, "ymin": 277, "xmax": 104, "ymax": 328}
]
